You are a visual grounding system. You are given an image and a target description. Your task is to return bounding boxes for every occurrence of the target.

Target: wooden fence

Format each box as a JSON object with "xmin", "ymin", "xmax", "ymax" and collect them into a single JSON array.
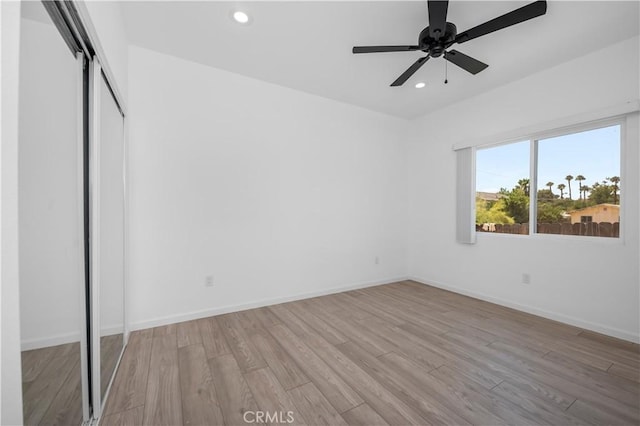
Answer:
[{"xmin": 476, "ymin": 222, "xmax": 619, "ymax": 238}]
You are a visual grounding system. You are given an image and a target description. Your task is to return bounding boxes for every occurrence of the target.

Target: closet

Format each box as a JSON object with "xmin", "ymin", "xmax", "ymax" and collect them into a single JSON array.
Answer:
[{"xmin": 18, "ymin": 1, "xmax": 126, "ymax": 423}]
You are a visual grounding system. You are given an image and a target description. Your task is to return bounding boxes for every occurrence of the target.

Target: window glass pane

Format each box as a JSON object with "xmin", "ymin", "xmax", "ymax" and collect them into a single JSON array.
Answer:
[
  {"xmin": 536, "ymin": 124, "xmax": 620, "ymax": 238},
  {"xmin": 476, "ymin": 140, "xmax": 530, "ymax": 234}
]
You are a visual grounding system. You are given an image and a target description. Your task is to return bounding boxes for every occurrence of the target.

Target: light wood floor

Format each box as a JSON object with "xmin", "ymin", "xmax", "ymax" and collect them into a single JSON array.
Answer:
[
  {"xmin": 101, "ymin": 281, "xmax": 640, "ymax": 426},
  {"xmin": 22, "ymin": 334, "xmax": 123, "ymax": 425},
  {"xmin": 21, "ymin": 342, "xmax": 82, "ymax": 426}
]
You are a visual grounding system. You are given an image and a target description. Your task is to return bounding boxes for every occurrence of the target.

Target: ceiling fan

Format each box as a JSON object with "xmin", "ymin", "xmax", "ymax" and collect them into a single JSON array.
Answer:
[{"xmin": 352, "ymin": 0, "xmax": 547, "ymax": 86}]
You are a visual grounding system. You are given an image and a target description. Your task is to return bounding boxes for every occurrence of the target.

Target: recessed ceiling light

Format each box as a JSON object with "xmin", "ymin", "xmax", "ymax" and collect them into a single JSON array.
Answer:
[
  {"xmin": 415, "ymin": 82, "xmax": 426, "ymax": 89},
  {"xmin": 233, "ymin": 11, "xmax": 250, "ymax": 24}
]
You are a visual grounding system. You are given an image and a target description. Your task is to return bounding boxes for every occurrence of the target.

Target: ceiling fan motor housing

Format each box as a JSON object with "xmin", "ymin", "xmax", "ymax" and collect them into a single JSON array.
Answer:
[{"xmin": 419, "ymin": 22, "xmax": 457, "ymax": 57}]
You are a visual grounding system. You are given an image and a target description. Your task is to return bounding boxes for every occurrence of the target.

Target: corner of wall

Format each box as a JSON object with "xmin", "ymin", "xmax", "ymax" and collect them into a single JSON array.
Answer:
[{"xmin": 1, "ymin": 1, "xmax": 25, "ymax": 423}]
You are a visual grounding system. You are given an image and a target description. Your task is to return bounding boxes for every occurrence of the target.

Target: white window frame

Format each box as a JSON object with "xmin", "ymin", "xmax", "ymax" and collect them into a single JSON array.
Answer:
[{"xmin": 474, "ymin": 115, "xmax": 628, "ymax": 244}]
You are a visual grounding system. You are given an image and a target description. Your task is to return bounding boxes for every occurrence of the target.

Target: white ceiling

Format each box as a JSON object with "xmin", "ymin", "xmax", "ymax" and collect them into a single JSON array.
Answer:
[{"xmin": 122, "ymin": 1, "xmax": 639, "ymax": 119}]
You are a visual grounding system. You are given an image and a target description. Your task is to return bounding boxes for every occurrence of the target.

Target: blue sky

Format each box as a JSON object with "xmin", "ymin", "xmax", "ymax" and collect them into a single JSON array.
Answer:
[{"xmin": 476, "ymin": 125, "xmax": 620, "ymax": 198}]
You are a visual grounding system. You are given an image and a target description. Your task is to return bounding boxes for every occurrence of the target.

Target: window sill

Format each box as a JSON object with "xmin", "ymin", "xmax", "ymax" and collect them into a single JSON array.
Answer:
[{"xmin": 475, "ymin": 231, "xmax": 625, "ymax": 245}]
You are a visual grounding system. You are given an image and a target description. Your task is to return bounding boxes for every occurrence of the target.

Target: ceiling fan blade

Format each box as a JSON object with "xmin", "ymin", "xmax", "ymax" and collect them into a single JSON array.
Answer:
[
  {"xmin": 428, "ymin": 1, "xmax": 449, "ymax": 40},
  {"xmin": 444, "ymin": 50, "xmax": 488, "ymax": 74},
  {"xmin": 353, "ymin": 45, "xmax": 420, "ymax": 54},
  {"xmin": 391, "ymin": 56, "xmax": 430, "ymax": 87},
  {"xmin": 455, "ymin": 0, "xmax": 547, "ymax": 44}
]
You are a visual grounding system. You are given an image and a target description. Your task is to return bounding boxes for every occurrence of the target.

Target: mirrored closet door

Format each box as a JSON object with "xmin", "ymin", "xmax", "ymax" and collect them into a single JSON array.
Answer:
[
  {"xmin": 17, "ymin": 1, "xmax": 127, "ymax": 423},
  {"xmin": 90, "ymin": 62, "xmax": 126, "ymax": 414},
  {"xmin": 18, "ymin": 2, "xmax": 89, "ymax": 424}
]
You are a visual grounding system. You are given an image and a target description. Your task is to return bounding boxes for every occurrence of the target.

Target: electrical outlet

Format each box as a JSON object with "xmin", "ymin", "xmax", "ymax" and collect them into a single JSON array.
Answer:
[
  {"xmin": 522, "ymin": 273, "xmax": 531, "ymax": 284},
  {"xmin": 205, "ymin": 275, "xmax": 214, "ymax": 287},
  {"xmin": 375, "ymin": 256, "xmax": 380, "ymax": 265}
]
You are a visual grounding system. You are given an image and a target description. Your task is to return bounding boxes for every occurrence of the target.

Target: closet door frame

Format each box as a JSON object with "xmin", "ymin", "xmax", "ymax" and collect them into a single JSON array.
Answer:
[
  {"xmin": 89, "ymin": 57, "xmax": 128, "ymax": 419},
  {"xmin": 88, "ymin": 57, "xmax": 102, "ymax": 418},
  {"xmin": 76, "ymin": 51, "xmax": 91, "ymax": 423}
]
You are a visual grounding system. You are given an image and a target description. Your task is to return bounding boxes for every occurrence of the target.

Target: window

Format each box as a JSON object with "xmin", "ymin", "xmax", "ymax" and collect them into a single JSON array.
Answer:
[
  {"xmin": 476, "ymin": 140, "xmax": 529, "ymax": 234},
  {"xmin": 475, "ymin": 122, "xmax": 621, "ymax": 238}
]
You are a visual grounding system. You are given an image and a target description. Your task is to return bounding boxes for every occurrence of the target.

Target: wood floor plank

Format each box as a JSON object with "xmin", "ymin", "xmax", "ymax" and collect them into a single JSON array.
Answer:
[
  {"xmin": 21, "ymin": 345, "xmax": 57, "ymax": 383},
  {"xmin": 568, "ymin": 398, "xmax": 639, "ymax": 425},
  {"xmin": 104, "ymin": 329, "xmax": 153, "ymax": 415},
  {"xmin": 252, "ymin": 306, "xmax": 282, "ymax": 328},
  {"xmin": 177, "ymin": 320, "xmax": 203, "ymax": 348},
  {"xmin": 578, "ymin": 330, "xmax": 640, "ymax": 352},
  {"xmin": 152, "ymin": 323, "xmax": 176, "ymax": 336},
  {"xmin": 285, "ymin": 302, "xmax": 349, "ymax": 345},
  {"xmin": 267, "ymin": 324, "xmax": 363, "ymax": 413},
  {"xmin": 398, "ymin": 321, "xmax": 578, "ymax": 408},
  {"xmin": 287, "ymin": 382, "xmax": 347, "ymax": 426},
  {"xmin": 22, "ymin": 347, "xmax": 79, "ymax": 425},
  {"xmin": 319, "ymin": 294, "xmax": 372, "ymax": 321},
  {"xmin": 380, "ymin": 351, "xmax": 504, "ymax": 425},
  {"xmin": 244, "ymin": 367, "xmax": 307, "ymax": 425},
  {"xmin": 298, "ymin": 299, "xmax": 393, "ymax": 357},
  {"xmin": 197, "ymin": 317, "xmax": 231, "ymax": 359},
  {"xmin": 101, "ymin": 406, "xmax": 144, "ymax": 426},
  {"xmin": 496, "ymin": 341, "xmax": 640, "ymax": 407},
  {"xmin": 562, "ymin": 336, "xmax": 640, "ymax": 369},
  {"xmin": 430, "ymin": 364, "xmax": 555, "ymax": 426},
  {"xmin": 609, "ymin": 362, "xmax": 640, "ymax": 383},
  {"xmin": 209, "ymin": 353, "xmax": 260, "ymax": 425},
  {"xmin": 142, "ymin": 334, "xmax": 182, "ymax": 426},
  {"xmin": 355, "ymin": 316, "xmax": 445, "ymax": 371},
  {"xmin": 101, "ymin": 334, "xmax": 124, "ymax": 397},
  {"xmin": 285, "ymin": 329, "xmax": 429, "ymax": 425},
  {"xmin": 39, "ymin": 358, "xmax": 83, "ymax": 426},
  {"xmin": 218, "ymin": 313, "xmax": 267, "ymax": 372},
  {"xmin": 352, "ymin": 289, "xmax": 451, "ymax": 335},
  {"xmin": 339, "ymin": 292, "xmax": 405, "ymax": 326},
  {"xmin": 234, "ymin": 309, "xmax": 265, "ymax": 335},
  {"xmin": 338, "ymin": 341, "xmax": 471, "ymax": 425},
  {"xmin": 178, "ymin": 344, "xmax": 224, "ymax": 425},
  {"xmin": 491, "ymin": 380, "xmax": 584, "ymax": 425},
  {"xmin": 250, "ymin": 329, "xmax": 309, "ymax": 390},
  {"xmin": 341, "ymin": 403, "xmax": 389, "ymax": 426},
  {"xmin": 102, "ymin": 281, "xmax": 639, "ymax": 426},
  {"xmin": 477, "ymin": 340, "xmax": 639, "ymax": 421}
]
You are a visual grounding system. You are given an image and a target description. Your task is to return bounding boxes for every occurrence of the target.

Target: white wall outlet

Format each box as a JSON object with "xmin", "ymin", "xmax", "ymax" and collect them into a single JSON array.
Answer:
[
  {"xmin": 205, "ymin": 275, "xmax": 214, "ymax": 287},
  {"xmin": 522, "ymin": 273, "xmax": 531, "ymax": 284},
  {"xmin": 375, "ymin": 256, "xmax": 380, "ymax": 265}
]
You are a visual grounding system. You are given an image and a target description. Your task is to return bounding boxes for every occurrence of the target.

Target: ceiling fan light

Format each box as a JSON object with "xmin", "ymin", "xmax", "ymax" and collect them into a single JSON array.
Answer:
[{"xmin": 233, "ymin": 11, "xmax": 250, "ymax": 24}]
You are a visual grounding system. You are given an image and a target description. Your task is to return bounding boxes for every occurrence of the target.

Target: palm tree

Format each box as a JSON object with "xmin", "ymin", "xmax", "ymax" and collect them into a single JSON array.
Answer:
[
  {"xmin": 608, "ymin": 176, "xmax": 620, "ymax": 204},
  {"xmin": 582, "ymin": 185, "xmax": 591, "ymax": 200},
  {"xmin": 557, "ymin": 183, "xmax": 566, "ymax": 199},
  {"xmin": 565, "ymin": 175, "xmax": 574, "ymax": 199},
  {"xmin": 518, "ymin": 178, "xmax": 530, "ymax": 196},
  {"xmin": 546, "ymin": 181, "xmax": 554, "ymax": 195},
  {"xmin": 575, "ymin": 175, "xmax": 585, "ymax": 200}
]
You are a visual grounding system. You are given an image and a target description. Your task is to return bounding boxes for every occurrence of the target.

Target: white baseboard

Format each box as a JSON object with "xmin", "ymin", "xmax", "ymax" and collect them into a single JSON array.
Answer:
[
  {"xmin": 21, "ymin": 326, "xmax": 123, "ymax": 351},
  {"xmin": 130, "ymin": 275, "xmax": 409, "ymax": 331},
  {"xmin": 409, "ymin": 275, "xmax": 640, "ymax": 344},
  {"xmin": 21, "ymin": 331, "xmax": 80, "ymax": 351}
]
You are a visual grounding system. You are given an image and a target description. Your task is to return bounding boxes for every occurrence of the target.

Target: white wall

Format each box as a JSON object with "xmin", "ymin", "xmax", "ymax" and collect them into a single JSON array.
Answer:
[
  {"xmin": 1, "ymin": 1, "xmax": 24, "ymax": 424},
  {"xmin": 407, "ymin": 36, "xmax": 640, "ymax": 342},
  {"xmin": 127, "ymin": 46, "xmax": 408, "ymax": 329},
  {"xmin": 18, "ymin": 17, "xmax": 83, "ymax": 350}
]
